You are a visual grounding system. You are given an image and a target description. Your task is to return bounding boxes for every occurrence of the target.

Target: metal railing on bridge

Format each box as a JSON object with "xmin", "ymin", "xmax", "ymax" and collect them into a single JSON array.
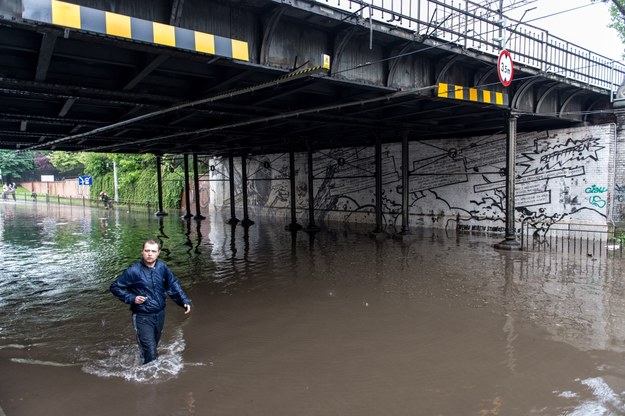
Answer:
[{"xmin": 315, "ymin": 0, "xmax": 625, "ymax": 93}]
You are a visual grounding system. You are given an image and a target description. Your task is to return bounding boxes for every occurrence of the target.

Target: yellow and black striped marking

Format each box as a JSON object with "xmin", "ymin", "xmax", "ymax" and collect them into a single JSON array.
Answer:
[
  {"xmin": 437, "ymin": 83, "xmax": 508, "ymax": 106},
  {"xmin": 22, "ymin": 0, "xmax": 249, "ymax": 61}
]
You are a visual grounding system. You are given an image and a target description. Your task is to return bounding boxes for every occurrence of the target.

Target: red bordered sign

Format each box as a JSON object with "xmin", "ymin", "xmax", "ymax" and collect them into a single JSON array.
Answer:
[{"xmin": 497, "ymin": 49, "xmax": 514, "ymax": 87}]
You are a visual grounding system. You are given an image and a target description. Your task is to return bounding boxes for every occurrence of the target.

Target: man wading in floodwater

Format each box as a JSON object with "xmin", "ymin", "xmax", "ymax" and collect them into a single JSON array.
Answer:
[{"xmin": 110, "ymin": 240, "xmax": 191, "ymax": 364}]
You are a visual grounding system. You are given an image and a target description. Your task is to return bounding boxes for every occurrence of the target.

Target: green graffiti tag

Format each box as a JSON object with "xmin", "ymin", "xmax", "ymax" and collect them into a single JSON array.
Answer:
[
  {"xmin": 589, "ymin": 195, "xmax": 607, "ymax": 208},
  {"xmin": 585, "ymin": 184, "xmax": 607, "ymax": 194}
]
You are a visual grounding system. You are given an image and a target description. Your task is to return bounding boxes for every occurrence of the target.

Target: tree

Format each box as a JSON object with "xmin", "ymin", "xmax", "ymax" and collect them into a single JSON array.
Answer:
[
  {"xmin": 0, "ymin": 150, "xmax": 35, "ymax": 182},
  {"xmin": 594, "ymin": 0, "xmax": 625, "ymax": 49},
  {"xmin": 49, "ymin": 151, "xmax": 85, "ymax": 175},
  {"xmin": 34, "ymin": 153, "xmax": 54, "ymax": 173},
  {"xmin": 82, "ymin": 153, "xmax": 113, "ymax": 177}
]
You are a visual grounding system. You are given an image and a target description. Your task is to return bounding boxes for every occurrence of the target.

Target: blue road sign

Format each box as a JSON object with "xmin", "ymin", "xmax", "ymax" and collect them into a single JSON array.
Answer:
[{"xmin": 78, "ymin": 175, "xmax": 93, "ymax": 186}]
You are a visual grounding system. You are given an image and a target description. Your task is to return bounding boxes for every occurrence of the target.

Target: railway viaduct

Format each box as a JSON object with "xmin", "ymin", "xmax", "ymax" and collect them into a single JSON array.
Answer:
[{"xmin": 1, "ymin": 0, "xmax": 625, "ymax": 247}]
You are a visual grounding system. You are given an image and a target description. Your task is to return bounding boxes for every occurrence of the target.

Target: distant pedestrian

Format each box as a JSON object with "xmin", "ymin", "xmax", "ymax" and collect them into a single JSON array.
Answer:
[
  {"xmin": 99, "ymin": 191, "xmax": 112, "ymax": 209},
  {"xmin": 1, "ymin": 184, "xmax": 7, "ymax": 200},
  {"xmin": 8, "ymin": 183, "xmax": 16, "ymax": 201},
  {"xmin": 110, "ymin": 240, "xmax": 191, "ymax": 365}
]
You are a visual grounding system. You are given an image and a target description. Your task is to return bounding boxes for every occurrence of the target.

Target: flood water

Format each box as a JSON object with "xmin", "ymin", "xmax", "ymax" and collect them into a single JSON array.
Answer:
[{"xmin": 2, "ymin": 201, "xmax": 625, "ymax": 415}]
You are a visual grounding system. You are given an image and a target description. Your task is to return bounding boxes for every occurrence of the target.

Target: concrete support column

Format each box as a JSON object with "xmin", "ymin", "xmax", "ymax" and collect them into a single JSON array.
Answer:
[
  {"xmin": 241, "ymin": 153, "xmax": 254, "ymax": 227},
  {"xmin": 227, "ymin": 150, "xmax": 239, "ymax": 225},
  {"xmin": 305, "ymin": 144, "xmax": 319, "ymax": 233},
  {"xmin": 192, "ymin": 153, "xmax": 205, "ymax": 220},
  {"xmin": 285, "ymin": 149, "xmax": 302, "ymax": 231},
  {"xmin": 182, "ymin": 154, "xmax": 193, "ymax": 219},
  {"xmin": 495, "ymin": 114, "xmax": 521, "ymax": 250},
  {"xmin": 155, "ymin": 155, "xmax": 167, "ymax": 216},
  {"xmin": 611, "ymin": 101, "xmax": 625, "ymax": 226}
]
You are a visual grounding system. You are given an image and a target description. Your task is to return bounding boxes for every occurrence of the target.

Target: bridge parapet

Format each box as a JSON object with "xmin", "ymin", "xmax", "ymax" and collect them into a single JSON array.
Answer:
[{"xmin": 313, "ymin": 0, "xmax": 625, "ymax": 94}]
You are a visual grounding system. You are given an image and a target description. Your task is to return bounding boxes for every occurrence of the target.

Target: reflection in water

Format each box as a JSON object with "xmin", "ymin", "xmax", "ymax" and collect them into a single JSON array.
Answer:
[
  {"xmin": 183, "ymin": 220, "xmax": 193, "ymax": 254},
  {"xmin": 3, "ymin": 203, "xmax": 625, "ymax": 414},
  {"xmin": 157, "ymin": 217, "xmax": 170, "ymax": 256}
]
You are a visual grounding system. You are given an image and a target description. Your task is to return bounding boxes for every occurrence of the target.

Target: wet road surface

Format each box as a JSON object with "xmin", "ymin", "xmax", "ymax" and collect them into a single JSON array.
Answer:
[{"xmin": 1, "ymin": 202, "xmax": 625, "ymax": 415}]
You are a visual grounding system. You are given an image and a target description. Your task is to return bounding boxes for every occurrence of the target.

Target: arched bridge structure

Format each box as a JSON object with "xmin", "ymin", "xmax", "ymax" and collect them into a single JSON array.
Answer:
[{"xmin": 0, "ymin": 0, "xmax": 623, "ymax": 155}]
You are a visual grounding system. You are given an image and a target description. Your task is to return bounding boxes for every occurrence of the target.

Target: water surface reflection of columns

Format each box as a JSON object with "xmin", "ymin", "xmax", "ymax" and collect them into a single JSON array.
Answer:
[
  {"xmin": 155, "ymin": 155, "xmax": 167, "ymax": 217},
  {"xmin": 495, "ymin": 114, "xmax": 521, "ymax": 250},
  {"xmin": 192, "ymin": 153, "xmax": 205, "ymax": 221},
  {"xmin": 182, "ymin": 154, "xmax": 193, "ymax": 219},
  {"xmin": 285, "ymin": 149, "xmax": 302, "ymax": 231},
  {"xmin": 305, "ymin": 144, "xmax": 320, "ymax": 233},
  {"xmin": 240, "ymin": 153, "xmax": 254, "ymax": 227},
  {"xmin": 227, "ymin": 150, "xmax": 239, "ymax": 225}
]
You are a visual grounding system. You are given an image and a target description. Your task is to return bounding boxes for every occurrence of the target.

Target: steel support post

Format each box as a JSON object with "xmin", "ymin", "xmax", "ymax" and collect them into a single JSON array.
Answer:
[
  {"xmin": 227, "ymin": 150, "xmax": 239, "ymax": 225},
  {"xmin": 399, "ymin": 131, "xmax": 411, "ymax": 235},
  {"xmin": 182, "ymin": 154, "xmax": 193, "ymax": 219},
  {"xmin": 285, "ymin": 149, "xmax": 302, "ymax": 231},
  {"xmin": 370, "ymin": 137, "xmax": 387, "ymax": 239},
  {"xmin": 192, "ymin": 153, "xmax": 205, "ymax": 220},
  {"xmin": 495, "ymin": 114, "xmax": 521, "ymax": 250},
  {"xmin": 155, "ymin": 155, "xmax": 167, "ymax": 216},
  {"xmin": 305, "ymin": 144, "xmax": 319, "ymax": 232},
  {"xmin": 241, "ymin": 153, "xmax": 254, "ymax": 226}
]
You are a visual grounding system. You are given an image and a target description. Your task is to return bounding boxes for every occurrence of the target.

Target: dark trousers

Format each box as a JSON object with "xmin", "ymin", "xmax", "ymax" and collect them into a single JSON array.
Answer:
[{"xmin": 132, "ymin": 309, "xmax": 165, "ymax": 364}]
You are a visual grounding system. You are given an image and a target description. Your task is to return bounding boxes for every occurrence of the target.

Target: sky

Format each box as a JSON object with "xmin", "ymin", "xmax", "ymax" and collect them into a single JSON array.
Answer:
[{"xmin": 507, "ymin": 0, "xmax": 624, "ymax": 62}]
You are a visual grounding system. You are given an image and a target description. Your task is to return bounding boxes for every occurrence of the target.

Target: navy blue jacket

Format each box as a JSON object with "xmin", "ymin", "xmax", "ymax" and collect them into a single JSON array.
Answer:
[{"xmin": 110, "ymin": 260, "xmax": 191, "ymax": 314}]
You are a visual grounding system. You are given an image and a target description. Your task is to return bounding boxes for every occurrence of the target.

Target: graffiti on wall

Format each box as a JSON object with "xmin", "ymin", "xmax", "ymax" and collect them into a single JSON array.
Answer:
[
  {"xmin": 406, "ymin": 128, "xmax": 610, "ymax": 233},
  {"xmin": 212, "ymin": 125, "xmax": 613, "ymax": 232}
]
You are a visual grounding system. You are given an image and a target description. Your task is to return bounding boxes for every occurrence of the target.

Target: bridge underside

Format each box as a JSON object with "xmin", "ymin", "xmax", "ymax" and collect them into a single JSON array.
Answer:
[{"xmin": 0, "ymin": 0, "xmax": 615, "ymax": 157}]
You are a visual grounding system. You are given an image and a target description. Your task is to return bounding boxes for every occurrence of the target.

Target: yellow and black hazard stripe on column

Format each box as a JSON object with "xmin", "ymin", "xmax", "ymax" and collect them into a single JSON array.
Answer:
[
  {"xmin": 22, "ymin": 0, "xmax": 249, "ymax": 62},
  {"xmin": 437, "ymin": 83, "xmax": 509, "ymax": 106}
]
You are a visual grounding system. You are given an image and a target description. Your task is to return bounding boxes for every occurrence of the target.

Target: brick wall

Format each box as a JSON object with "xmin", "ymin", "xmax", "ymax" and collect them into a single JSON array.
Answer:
[{"xmin": 20, "ymin": 179, "xmax": 90, "ymax": 199}]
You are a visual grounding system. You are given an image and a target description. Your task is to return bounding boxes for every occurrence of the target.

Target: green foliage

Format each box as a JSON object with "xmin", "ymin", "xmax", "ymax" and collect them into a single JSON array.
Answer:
[
  {"xmin": 49, "ymin": 151, "xmax": 85, "ymax": 174},
  {"xmin": 14, "ymin": 151, "xmax": 187, "ymax": 209},
  {"xmin": 0, "ymin": 150, "xmax": 35, "ymax": 181},
  {"xmin": 88, "ymin": 154, "xmax": 185, "ymax": 209},
  {"xmin": 114, "ymin": 154, "xmax": 153, "ymax": 172},
  {"xmin": 83, "ymin": 153, "xmax": 112, "ymax": 177}
]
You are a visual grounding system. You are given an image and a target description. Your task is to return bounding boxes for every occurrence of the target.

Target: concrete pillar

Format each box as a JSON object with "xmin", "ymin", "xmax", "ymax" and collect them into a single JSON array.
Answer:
[
  {"xmin": 241, "ymin": 153, "xmax": 254, "ymax": 227},
  {"xmin": 611, "ymin": 100, "xmax": 625, "ymax": 227},
  {"xmin": 182, "ymin": 154, "xmax": 193, "ymax": 219},
  {"xmin": 155, "ymin": 155, "xmax": 167, "ymax": 216},
  {"xmin": 495, "ymin": 114, "xmax": 521, "ymax": 250},
  {"xmin": 227, "ymin": 150, "xmax": 239, "ymax": 225},
  {"xmin": 192, "ymin": 153, "xmax": 205, "ymax": 220}
]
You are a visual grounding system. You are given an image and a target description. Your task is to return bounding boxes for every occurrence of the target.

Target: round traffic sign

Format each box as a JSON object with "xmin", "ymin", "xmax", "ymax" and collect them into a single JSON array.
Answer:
[{"xmin": 497, "ymin": 49, "xmax": 514, "ymax": 87}]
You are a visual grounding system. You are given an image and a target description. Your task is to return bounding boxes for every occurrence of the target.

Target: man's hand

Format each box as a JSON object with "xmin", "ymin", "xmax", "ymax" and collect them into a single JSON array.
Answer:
[
  {"xmin": 134, "ymin": 296, "xmax": 147, "ymax": 304},
  {"xmin": 184, "ymin": 304, "xmax": 191, "ymax": 314}
]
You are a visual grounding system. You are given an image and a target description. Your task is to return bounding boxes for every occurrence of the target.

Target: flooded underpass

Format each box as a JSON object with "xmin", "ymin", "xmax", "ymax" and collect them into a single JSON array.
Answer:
[{"xmin": 1, "ymin": 202, "xmax": 625, "ymax": 415}]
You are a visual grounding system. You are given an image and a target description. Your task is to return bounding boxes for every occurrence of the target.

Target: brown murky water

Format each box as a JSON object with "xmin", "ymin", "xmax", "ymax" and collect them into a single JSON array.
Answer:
[{"xmin": 1, "ymin": 202, "xmax": 625, "ymax": 415}]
